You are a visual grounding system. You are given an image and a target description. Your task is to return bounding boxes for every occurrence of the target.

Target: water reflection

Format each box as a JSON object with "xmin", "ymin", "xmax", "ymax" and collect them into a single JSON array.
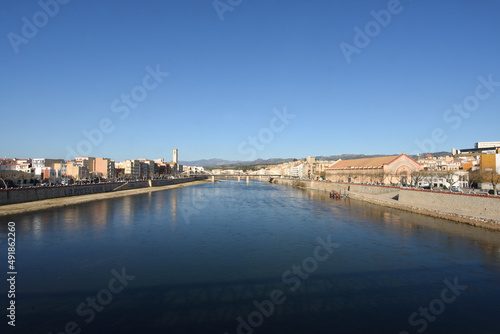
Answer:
[
  {"xmin": 3, "ymin": 182, "xmax": 500, "ymax": 264},
  {"xmin": 0, "ymin": 180, "xmax": 499, "ymax": 334}
]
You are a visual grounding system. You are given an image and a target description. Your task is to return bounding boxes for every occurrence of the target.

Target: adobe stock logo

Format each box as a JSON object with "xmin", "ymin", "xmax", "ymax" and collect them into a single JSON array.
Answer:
[
  {"xmin": 213, "ymin": 0, "xmax": 244, "ymax": 21},
  {"xmin": 48, "ymin": 267, "xmax": 135, "ymax": 334},
  {"xmin": 339, "ymin": 0, "xmax": 404, "ymax": 64},
  {"xmin": 237, "ymin": 107, "xmax": 295, "ymax": 161},
  {"xmin": 224, "ymin": 235, "xmax": 340, "ymax": 334},
  {"xmin": 399, "ymin": 277, "xmax": 467, "ymax": 334},
  {"xmin": 65, "ymin": 64, "xmax": 168, "ymax": 161},
  {"xmin": 413, "ymin": 74, "xmax": 499, "ymax": 155},
  {"xmin": 7, "ymin": 0, "xmax": 71, "ymax": 54},
  {"xmin": 180, "ymin": 187, "xmax": 213, "ymax": 225}
]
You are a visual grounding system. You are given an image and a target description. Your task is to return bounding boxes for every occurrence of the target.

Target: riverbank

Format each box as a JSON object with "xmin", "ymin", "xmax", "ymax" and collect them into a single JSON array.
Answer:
[
  {"xmin": 0, "ymin": 177, "xmax": 208, "ymax": 206},
  {"xmin": 273, "ymin": 178, "xmax": 500, "ymax": 231},
  {"xmin": 0, "ymin": 179, "xmax": 209, "ymax": 217},
  {"xmin": 347, "ymin": 191, "xmax": 500, "ymax": 231}
]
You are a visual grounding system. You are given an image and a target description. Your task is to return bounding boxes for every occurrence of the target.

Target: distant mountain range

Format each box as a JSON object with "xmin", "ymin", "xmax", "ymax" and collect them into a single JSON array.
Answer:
[
  {"xmin": 179, "ymin": 157, "xmax": 295, "ymax": 167},
  {"xmin": 180, "ymin": 151, "xmax": 450, "ymax": 167}
]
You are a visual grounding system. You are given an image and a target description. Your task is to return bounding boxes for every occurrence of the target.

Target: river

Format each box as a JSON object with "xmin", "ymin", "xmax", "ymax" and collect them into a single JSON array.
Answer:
[{"xmin": 1, "ymin": 179, "xmax": 499, "ymax": 334}]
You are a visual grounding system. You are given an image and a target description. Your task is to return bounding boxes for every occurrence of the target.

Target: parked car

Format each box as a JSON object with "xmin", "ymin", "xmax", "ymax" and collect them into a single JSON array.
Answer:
[
  {"xmin": 451, "ymin": 186, "xmax": 462, "ymax": 193},
  {"xmin": 487, "ymin": 189, "xmax": 500, "ymax": 195}
]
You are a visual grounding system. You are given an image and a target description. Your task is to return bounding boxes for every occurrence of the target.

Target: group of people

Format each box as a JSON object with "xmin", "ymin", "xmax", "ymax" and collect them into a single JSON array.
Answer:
[{"xmin": 329, "ymin": 191, "xmax": 341, "ymax": 199}]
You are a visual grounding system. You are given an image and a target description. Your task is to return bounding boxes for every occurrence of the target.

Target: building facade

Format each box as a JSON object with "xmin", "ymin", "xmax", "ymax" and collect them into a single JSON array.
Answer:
[
  {"xmin": 325, "ymin": 154, "xmax": 423, "ymax": 185},
  {"xmin": 32, "ymin": 158, "xmax": 65, "ymax": 169},
  {"xmin": 476, "ymin": 141, "xmax": 500, "ymax": 149},
  {"xmin": 123, "ymin": 160, "xmax": 140, "ymax": 179},
  {"xmin": 94, "ymin": 158, "xmax": 115, "ymax": 179},
  {"xmin": 65, "ymin": 163, "xmax": 89, "ymax": 180},
  {"xmin": 480, "ymin": 154, "xmax": 500, "ymax": 174}
]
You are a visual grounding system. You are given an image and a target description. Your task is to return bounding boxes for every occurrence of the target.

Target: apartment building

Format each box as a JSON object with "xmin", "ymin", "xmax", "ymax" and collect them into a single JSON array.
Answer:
[
  {"xmin": 32, "ymin": 158, "xmax": 65, "ymax": 169},
  {"xmin": 480, "ymin": 153, "xmax": 500, "ymax": 174},
  {"xmin": 291, "ymin": 164, "xmax": 306, "ymax": 178},
  {"xmin": 138, "ymin": 159, "xmax": 156, "ymax": 179},
  {"xmin": 123, "ymin": 160, "xmax": 140, "ymax": 178},
  {"xmin": 54, "ymin": 162, "xmax": 66, "ymax": 176},
  {"xmin": 65, "ymin": 162, "xmax": 89, "ymax": 180},
  {"xmin": 94, "ymin": 158, "xmax": 115, "ymax": 179},
  {"xmin": 75, "ymin": 157, "xmax": 97, "ymax": 172},
  {"xmin": 476, "ymin": 141, "xmax": 500, "ymax": 149},
  {"xmin": 0, "ymin": 163, "xmax": 18, "ymax": 171}
]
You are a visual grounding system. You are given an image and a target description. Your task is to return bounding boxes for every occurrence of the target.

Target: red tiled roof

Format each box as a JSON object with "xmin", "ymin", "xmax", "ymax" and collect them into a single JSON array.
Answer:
[{"xmin": 328, "ymin": 155, "xmax": 399, "ymax": 169}]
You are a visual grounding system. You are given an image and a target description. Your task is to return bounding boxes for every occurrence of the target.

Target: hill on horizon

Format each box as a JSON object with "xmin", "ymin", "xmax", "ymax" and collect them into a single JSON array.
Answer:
[{"xmin": 179, "ymin": 151, "xmax": 450, "ymax": 167}]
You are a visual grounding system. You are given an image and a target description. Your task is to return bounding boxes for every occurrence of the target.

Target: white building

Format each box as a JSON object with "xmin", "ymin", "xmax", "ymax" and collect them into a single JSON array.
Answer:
[
  {"xmin": 474, "ymin": 141, "xmax": 500, "ymax": 148},
  {"xmin": 418, "ymin": 171, "xmax": 469, "ymax": 189},
  {"xmin": 292, "ymin": 164, "xmax": 306, "ymax": 179},
  {"xmin": 34, "ymin": 167, "xmax": 58, "ymax": 181},
  {"xmin": 184, "ymin": 166, "xmax": 205, "ymax": 173},
  {"xmin": 476, "ymin": 141, "xmax": 500, "ymax": 149},
  {"xmin": 32, "ymin": 158, "xmax": 65, "ymax": 169}
]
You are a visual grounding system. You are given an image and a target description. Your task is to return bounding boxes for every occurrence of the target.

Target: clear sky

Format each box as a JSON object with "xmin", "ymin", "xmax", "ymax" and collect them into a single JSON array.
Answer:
[{"xmin": 1, "ymin": 0, "xmax": 499, "ymax": 162}]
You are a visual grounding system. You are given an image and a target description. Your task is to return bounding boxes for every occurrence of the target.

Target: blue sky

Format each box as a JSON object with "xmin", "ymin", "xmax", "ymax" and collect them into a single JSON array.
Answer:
[{"xmin": 1, "ymin": 0, "xmax": 499, "ymax": 162}]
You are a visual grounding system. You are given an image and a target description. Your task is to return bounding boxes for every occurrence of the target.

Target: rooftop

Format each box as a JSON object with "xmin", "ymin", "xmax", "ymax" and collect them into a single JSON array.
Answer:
[{"xmin": 328, "ymin": 155, "xmax": 400, "ymax": 169}]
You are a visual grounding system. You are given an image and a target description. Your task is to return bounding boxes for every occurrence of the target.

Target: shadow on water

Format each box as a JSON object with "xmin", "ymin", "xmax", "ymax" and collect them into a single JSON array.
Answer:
[{"xmin": 13, "ymin": 266, "xmax": 499, "ymax": 334}]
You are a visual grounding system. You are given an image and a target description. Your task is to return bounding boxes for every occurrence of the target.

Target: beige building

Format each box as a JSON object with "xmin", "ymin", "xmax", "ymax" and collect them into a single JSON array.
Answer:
[
  {"xmin": 138, "ymin": 159, "xmax": 156, "ymax": 179},
  {"xmin": 154, "ymin": 159, "xmax": 172, "ymax": 176},
  {"xmin": 123, "ymin": 160, "xmax": 140, "ymax": 178},
  {"xmin": 75, "ymin": 156, "xmax": 96, "ymax": 172},
  {"xmin": 65, "ymin": 163, "xmax": 89, "ymax": 180},
  {"xmin": 312, "ymin": 161, "xmax": 339, "ymax": 179},
  {"xmin": 173, "ymin": 149, "xmax": 178, "ymax": 164},
  {"xmin": 164, "ymin": 149, "xmax": 179, "ymax": 174},
  {"xmin": 325, "ymin": 154, "xmax": 423, "ymax": 185},
  {"xmin": 94, "ymin": 158, "xmax": 115, "ymax": 179}
]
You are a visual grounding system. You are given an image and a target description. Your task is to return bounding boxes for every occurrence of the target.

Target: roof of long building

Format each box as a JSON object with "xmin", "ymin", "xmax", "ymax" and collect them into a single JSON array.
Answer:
[{"xmin": 328, "ymin": 155, "xmax": 400, "ymax": 169}]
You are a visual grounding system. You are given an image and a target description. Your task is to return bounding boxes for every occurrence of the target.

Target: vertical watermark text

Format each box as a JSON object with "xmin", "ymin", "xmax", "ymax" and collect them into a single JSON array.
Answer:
[{"xmin": 237, "ymin": 107, "xmax": 295, "ymax": 161}]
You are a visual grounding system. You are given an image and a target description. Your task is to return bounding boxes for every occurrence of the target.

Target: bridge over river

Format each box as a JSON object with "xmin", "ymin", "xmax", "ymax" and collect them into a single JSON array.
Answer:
[{"xmin": 210, "ymin": 174, "xmax": 280, "ymax": 182}]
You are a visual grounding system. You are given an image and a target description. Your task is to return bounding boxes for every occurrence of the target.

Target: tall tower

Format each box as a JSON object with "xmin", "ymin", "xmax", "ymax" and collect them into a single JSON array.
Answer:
[{"xmin": 173, "ymin": 149, "xmax": 178, "ymax": 165}]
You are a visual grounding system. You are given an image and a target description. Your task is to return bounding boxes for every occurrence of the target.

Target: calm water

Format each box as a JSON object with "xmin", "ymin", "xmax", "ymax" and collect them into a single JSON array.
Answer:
[{"xmin": 1, "ymin": 180, "xmax": 500, "ymax": 334}]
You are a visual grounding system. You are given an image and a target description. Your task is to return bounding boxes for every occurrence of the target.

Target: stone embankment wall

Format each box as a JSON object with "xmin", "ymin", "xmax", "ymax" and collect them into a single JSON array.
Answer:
[
  {"xmin": 273, "ymin": 178, "xmax": 500, "ymax": 218},
  {"xmin": 274, "ymin": 178, "xmax": 397, "ymax": 195},
  {"xmin": 398, "ymin": 190, "xmax": 500, "ymax": 216},
  {"xmin": 0, "ymin": 177, "xmax": 206, "ymax": 206}
]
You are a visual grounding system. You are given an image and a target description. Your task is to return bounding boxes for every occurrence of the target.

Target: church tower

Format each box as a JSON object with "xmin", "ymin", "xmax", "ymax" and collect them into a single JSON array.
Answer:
[{"xmin": 173, "ymin": 149, "xmax": 178, "ymax": 164}]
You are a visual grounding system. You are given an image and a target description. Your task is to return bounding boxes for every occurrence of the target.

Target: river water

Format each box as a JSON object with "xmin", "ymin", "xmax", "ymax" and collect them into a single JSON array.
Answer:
[{"xmin": 1, "ymin": 180, "xmax": 499, "ymax": 334}]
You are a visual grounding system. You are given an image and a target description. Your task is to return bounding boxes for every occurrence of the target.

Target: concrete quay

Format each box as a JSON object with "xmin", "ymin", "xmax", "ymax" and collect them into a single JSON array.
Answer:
[
  {"xmin": 0, "ymin": 177, "xmax": 208, "ymax": 212},
  {"xmin": 273, "ymin": 178, "xmax": 500, "ymax": 231},
  {"xmin": 0, "ymin": 179, "xmax": 209, "ymax": 217}
]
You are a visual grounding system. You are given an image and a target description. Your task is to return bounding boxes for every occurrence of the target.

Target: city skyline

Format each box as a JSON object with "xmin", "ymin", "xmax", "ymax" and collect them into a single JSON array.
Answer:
[{"xmin": 1, "ymin": 1, "xmax": 500, "ymax": 161}]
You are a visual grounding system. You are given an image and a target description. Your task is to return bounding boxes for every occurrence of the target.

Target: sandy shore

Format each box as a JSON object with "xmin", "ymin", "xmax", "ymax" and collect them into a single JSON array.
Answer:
[{"xmin": 0, "ymin": 180, "xmax": 209, "ymax": 217}]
